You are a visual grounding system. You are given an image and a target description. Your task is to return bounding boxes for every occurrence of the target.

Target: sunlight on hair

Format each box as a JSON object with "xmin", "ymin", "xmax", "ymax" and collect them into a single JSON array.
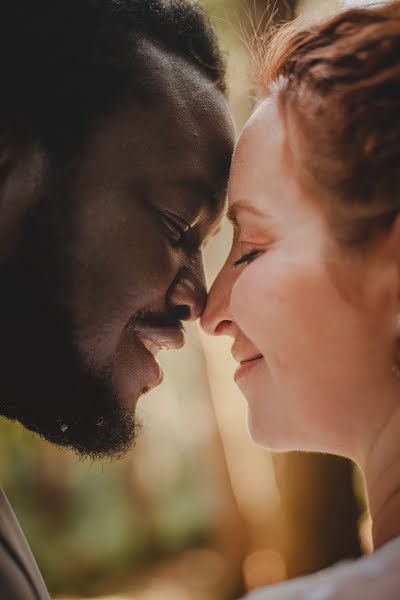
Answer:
[{"xmin": 297, "ymin": 0, "xmax": 340, "ymax": 20}]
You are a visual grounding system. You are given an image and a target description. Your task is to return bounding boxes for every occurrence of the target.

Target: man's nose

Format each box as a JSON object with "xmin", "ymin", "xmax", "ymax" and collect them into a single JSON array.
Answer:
[
  {"xmin": 167, "ymin": 263, "xmax": 207, "ymax": 322},
  {"xmin": 201, "ymin": 257, "xmax": 236, "ymax": 337}
]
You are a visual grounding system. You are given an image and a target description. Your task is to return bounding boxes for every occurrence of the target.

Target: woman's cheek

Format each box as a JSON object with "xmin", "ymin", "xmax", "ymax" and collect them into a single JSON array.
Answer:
[
  {"xmin": 230, "ymin": 260, "xmax": 274, "ymax": 335},
  {"xmin": 231, "ymin": 267, "xmax": 253, "ymax": 318},
  {"xmin": 230, "ymin": 255, "xmax": 314, "ymax": 347}
]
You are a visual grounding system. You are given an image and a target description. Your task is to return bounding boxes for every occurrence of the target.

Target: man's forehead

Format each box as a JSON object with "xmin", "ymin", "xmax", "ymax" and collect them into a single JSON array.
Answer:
[
  {"xmin": 136, "ymin": 37, "xmax": 223, "ymax": 106},
  {"xmin": 76, "ymin": 40, "xmax": 234, "ymax": 205}
]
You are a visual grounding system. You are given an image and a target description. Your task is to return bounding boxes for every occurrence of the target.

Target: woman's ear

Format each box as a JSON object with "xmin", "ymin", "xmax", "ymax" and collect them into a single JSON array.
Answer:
[{"xmin": 382, "ymin": 215, "xmax": 400, "ymax": 311}]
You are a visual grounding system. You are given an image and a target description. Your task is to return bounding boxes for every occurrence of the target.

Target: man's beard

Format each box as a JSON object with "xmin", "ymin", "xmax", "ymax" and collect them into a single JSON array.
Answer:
[
  {"xmin": 0, "ymin": 170, "xmax": 139, "ymax": 459},
  {"xmin": 0, "ymin": 359, "xmax": 139, "ymax": 460}
]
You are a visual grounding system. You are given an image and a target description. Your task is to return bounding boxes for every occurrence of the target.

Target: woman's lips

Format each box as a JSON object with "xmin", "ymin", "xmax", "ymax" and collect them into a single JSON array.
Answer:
[{"xmin": 234, "ymin": 354, "xmax": 264, "ymax": 382}]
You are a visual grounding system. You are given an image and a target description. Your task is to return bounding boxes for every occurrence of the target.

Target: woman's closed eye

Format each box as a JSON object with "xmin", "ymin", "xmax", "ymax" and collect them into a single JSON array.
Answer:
[{"xmin": 233, "ymin": 249, "xmax": 261, "ymax": 267}]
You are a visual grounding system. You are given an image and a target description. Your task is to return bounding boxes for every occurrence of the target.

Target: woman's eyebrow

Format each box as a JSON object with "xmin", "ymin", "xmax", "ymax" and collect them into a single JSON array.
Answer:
[
  {"xmin": 226, "ymin": 205, "xmax": 238, "ymax": 226},
  {"xmin": 227, "ymin": 201, "xmax": 267, "ymax": 226}
]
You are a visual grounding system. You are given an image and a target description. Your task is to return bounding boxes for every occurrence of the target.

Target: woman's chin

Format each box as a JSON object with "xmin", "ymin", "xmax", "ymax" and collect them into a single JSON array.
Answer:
[
  {"xmin": 246, "ymin": 412, "xmax": 298, "ymax": 452},
  {"xmin": 235, "ymin": 363, "xmax": 308, "ymax": 451},
  {"xmin": 243, "ymin": 386, "xmax": 304, "ymax": 452}
]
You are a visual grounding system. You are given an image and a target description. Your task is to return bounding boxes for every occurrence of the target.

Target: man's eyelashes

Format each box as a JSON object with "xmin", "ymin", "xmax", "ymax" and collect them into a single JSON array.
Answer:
[{"xmin": 159, "ymin": 209, "xmax": 191, "ymax": 245}]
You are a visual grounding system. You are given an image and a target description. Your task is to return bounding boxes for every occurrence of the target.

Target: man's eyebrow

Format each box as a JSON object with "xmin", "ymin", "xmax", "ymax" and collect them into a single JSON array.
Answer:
[{"xmin": 178, "ymin": 179, "xmax": 227, "ymax": 205}]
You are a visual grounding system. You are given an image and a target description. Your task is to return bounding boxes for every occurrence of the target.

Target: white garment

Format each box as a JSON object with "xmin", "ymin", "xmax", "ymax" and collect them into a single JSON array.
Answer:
[{"xmin": 241, "ymin": 537, "xmax": 400, "ymax": 599}]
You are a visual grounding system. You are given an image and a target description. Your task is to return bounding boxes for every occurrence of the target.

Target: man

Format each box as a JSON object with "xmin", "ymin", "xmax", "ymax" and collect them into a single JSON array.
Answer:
[{"xmin": 0, "ymin": 0, "xmax": 234, "ymax": 597}]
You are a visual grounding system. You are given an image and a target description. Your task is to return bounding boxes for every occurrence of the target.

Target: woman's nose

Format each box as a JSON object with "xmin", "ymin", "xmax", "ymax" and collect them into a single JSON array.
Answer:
[
  {"xmin": 167, "ymin": 263, "xmax": 207, "ymax": 322},
  {"xmin": 201, "ymin": 258, "xmax": 236, "ymax": 337}
]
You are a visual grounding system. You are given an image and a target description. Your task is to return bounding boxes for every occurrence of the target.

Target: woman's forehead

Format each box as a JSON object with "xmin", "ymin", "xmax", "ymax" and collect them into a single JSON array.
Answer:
[{"xmin": 229, "ymin": 98, "xmax": 285, "ymax": 200}]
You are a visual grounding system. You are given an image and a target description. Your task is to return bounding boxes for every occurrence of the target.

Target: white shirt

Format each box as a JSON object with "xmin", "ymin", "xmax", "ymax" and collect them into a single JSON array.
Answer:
[{"xmin": 242, "ymin": 537, "xmax": 400, "ymax": 599}]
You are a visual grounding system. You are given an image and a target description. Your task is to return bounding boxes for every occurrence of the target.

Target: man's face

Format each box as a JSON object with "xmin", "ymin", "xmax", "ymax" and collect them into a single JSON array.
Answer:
[{"xmin": 0, "ymin": 47, "xmax": 234, "ymax": 458}]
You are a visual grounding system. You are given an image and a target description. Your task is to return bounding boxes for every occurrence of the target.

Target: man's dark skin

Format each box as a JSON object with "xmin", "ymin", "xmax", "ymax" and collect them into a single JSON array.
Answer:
[
  {"xmin": 0, "ymin": 0, "xmax": 235, "ymax": 597},
  {"xmin": 0, "ymin": 40, "xmax": 234, "ymax": 459}
]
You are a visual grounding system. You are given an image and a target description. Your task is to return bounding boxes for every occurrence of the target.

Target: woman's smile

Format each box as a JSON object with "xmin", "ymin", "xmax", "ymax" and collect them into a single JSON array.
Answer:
[{"xmin": 234, "ymin": 354, "xmax": 265, "ymax": 382}]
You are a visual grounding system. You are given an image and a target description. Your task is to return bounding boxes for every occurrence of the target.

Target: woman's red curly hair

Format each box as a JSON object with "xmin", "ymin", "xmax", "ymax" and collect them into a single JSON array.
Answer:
[{"xmin": 254, "ymin": 2, "xmax": 400, "ymax": 247}]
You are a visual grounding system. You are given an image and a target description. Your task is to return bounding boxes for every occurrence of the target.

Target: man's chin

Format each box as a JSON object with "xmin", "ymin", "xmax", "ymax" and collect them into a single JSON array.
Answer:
[{"xmin": 16, "ymin": 407, "xmax": 139, "ymax": 460}]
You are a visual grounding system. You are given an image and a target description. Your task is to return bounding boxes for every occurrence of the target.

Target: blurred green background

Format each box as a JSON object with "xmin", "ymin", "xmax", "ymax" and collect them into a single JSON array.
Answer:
[{"xmin": 0, "ymin": 1, "xmax": 371, "ymax": 599}]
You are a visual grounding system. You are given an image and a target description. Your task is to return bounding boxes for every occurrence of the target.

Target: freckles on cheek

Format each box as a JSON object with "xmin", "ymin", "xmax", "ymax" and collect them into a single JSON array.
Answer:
[
  {"xmin": 231, "ymin": 262, "xmax": 319, "ymax": 344},
  {"xmin": 230, "ymin": 269, "xmax": 266, "ymax": 334}
]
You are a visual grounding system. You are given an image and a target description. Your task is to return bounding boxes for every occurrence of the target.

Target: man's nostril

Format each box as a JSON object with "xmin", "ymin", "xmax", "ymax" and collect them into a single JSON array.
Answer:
[{"xmin": 174, "ymin": 304, "xmax": 191, "ymax": 321}]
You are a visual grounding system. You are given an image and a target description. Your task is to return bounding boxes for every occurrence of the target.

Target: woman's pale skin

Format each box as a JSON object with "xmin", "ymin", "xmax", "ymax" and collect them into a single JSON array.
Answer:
[{"xmin": 202, "ymin": 94, "xmax": 400, "ymax": 550}]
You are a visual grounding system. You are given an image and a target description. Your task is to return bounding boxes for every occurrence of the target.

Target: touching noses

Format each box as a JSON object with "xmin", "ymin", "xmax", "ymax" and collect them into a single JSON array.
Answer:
[
  {"xmin": 201, "ymin": 258, "xmax": 236, "ymax": 337},
  {"xmin": 167, "ymin": 261, "xmax": 207, "ymax": 322}
]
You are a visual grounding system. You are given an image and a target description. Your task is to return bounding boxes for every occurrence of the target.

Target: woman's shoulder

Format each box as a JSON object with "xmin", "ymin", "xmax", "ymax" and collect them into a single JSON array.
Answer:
[{"xmin": 241, "ymin": 537, "xmax": 400, "ymax": 600}]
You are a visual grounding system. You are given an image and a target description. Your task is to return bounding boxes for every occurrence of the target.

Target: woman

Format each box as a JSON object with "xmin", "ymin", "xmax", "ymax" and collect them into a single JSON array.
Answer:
[{"xmin": 202, "ymin": 2, "xmax": 400, "ymax": 598}]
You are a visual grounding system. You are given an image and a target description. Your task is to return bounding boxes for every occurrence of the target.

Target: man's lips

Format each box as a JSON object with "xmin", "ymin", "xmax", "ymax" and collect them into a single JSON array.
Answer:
[
  {"xmin": 134, "ymin": 326, "xmax": 185, "ymax": 355},
  {"xmin": 136, "ymin": 327, "xmax": 184, "ymax": 391},
  {"xmin": 114, "ymin": 324, "xmax": 185, "ymax": 407}
]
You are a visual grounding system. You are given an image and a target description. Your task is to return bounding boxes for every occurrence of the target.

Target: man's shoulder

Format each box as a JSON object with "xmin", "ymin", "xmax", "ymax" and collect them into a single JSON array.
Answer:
[
  {"xmin": 241, "ymin": 537, "xmax": 400, "ymax": 600},
  {"xmin": 0, "ymin": 536, "xmax": 43, "ymax": 600},
  {"xmin": 0, "ymin": 488, "xmax": 50, "ymax": 600}
]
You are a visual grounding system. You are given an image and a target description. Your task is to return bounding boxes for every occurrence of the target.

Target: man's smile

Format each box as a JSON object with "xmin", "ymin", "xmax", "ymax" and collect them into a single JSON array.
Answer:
[{"xmin": 135, "ymin": 326, "xmax": 185, "ymax": 353}]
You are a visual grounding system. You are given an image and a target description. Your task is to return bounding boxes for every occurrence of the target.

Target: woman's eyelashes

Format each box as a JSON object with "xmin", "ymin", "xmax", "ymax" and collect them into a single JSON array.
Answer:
[
  {"xmin": 233, "ymin": 249, "xmax": 261, "ymax": 267},
  {"xmin": 160, "ymin": 209, "xmax": 191, "ymax": 245}
]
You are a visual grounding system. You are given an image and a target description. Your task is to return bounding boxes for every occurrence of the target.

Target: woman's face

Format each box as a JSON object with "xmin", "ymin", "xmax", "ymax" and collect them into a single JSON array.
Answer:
[{"xmin": 202, "ymin": 97, "xmax": 399, "ymax": 458}]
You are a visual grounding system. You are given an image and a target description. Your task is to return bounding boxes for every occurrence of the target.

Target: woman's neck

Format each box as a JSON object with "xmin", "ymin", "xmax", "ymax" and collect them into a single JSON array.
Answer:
[{"xmin": 361, "ymin": 403, "xmax": 400, "ymax": 549}]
